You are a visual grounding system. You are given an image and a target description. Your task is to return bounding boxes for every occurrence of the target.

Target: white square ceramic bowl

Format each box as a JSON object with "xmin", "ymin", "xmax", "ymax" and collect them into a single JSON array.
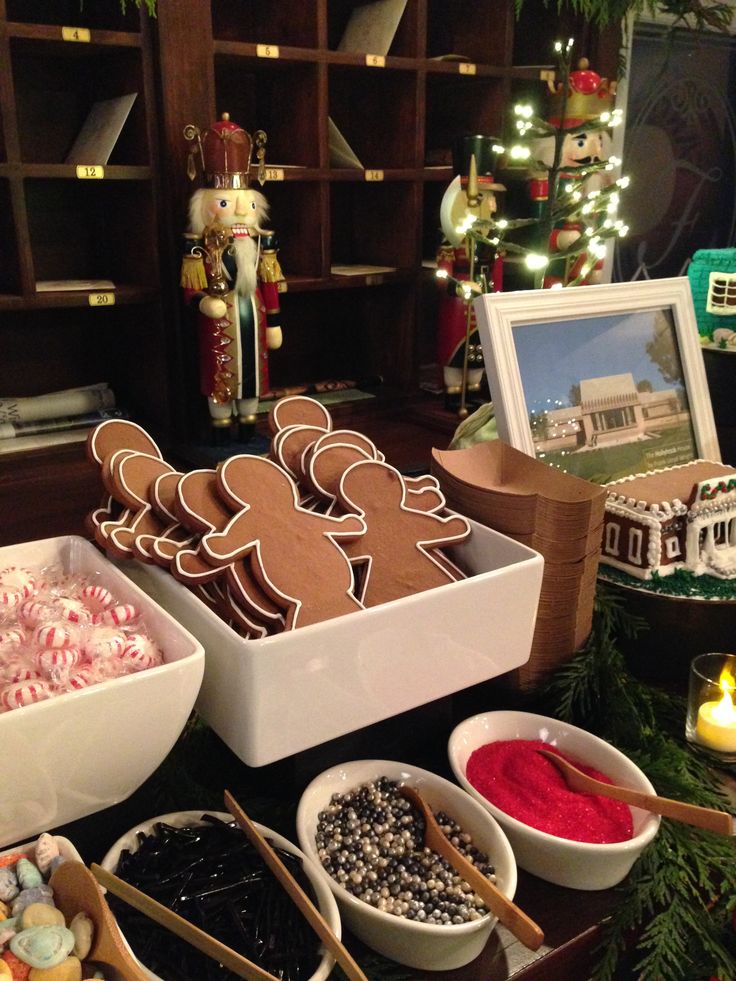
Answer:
[
  {"xmin": 122, "ymin": 517, "xmax": 543, "ymax": 766},
  {"xmin": 101, "ymin": 810, "xmax": 340, "ymax": 981},
  {"xmin": 448, "ymin": 710, "xmax": 661, "ymax": 890},
  {"xmin": 0, "ymin": 536, "xmax": 205, "ymax": 849},
  {"xmin": 295, "ymin": 759, "xmax": 517, "ymax": 972}
]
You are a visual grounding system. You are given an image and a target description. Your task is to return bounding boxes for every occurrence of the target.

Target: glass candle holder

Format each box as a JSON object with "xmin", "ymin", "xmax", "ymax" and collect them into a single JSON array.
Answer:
[{"xmin": 686, "ymin": 653, "xmax": 736, "ymax": 763}]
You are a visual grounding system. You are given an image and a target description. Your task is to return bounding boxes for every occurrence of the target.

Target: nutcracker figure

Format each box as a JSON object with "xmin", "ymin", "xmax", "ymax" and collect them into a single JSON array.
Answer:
[
  {"xmin": 437, "ymin": 135, "xmax": 505, "ymax": 413},
  {"xmin": 180, "ymin": 113, "xmax": 285, "ymax": 437},
  {"xmin": 529, "ymin": 58, "xmax": 616, "ymax": 288}
]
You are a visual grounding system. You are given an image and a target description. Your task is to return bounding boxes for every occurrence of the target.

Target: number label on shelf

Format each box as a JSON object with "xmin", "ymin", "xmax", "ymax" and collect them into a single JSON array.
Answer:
[
  {"xmin": 76, "ymin": 165, "xmax": 104, "ymax": 180},
  {"xmin": 458, "ymin": 62, "xmax": 477, "ymax": 75},
  {"xmin": 88, "ymin": 292, "xmax": 115, "ymax": 307},
  {"xmin": 256, "ymin": 44, "xmax": 279, "ymax": 59},
  {"xmin": 265, "ymin": 167, "xmax": 285, "ymax": 182},
  {"xmin": 364, "ymin": 169, "xmax": 384, "ymax": 182},
  {"xmin": 366, "ymin": 274, "xmax": 385, "ymax": 285},
  {"xmin": 365, "ymin": 54, "xmax": 385, "ymax": 68},
  {"xmin": 277, "ymin": 281, "xmax": 288, "ymax": 293},
  {"xmin": 61, "ymin": 26, "xmax": 91, "ymax": 42}
]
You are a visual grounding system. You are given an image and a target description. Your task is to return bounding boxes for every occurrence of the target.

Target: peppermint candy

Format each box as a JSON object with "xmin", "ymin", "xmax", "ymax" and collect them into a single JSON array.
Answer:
[
  {"xmin": 54, "ymin": 597, "xmax": 91, "ymax": 624},
  {"xmin": 95, "ymin": 604, "xmax": 138, "ymax": 627},
  {"xmin": 0, "ymin": 567, "xmax": 35, "ymax": 607},
  {"xmin": 1, "ymin": 680, "xmax": 51, "ymax": 710},
  {"xmin": 34, "ymin": 623, "xmax": 76, "ymax": 650},
  {"xmin": 66, "ymin": 669, "xmax": 96, "ymax": 691},
  {"xmin": 79, "ymin": 584, "xmax": 113, "ymax": 611},
  {"xmin": 0, "ymin": 626, "xmax": 25, "ymax": 650},
  {"xmin": 120, "ymin": 635, "xmax": 161, "ymax": 671},
  {"xmin": 83, "ymin": 628, "xmax": 125, "ymax": 660},
  {"xmin": 36, "ymin": 648, "xmax": 81, "ymax": 678}
]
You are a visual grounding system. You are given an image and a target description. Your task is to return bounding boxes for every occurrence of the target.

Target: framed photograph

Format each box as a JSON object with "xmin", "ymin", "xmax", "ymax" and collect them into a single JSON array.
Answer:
[{"xmin": 475, "ymin": 278, "xmax": 721, "ymax": 483}]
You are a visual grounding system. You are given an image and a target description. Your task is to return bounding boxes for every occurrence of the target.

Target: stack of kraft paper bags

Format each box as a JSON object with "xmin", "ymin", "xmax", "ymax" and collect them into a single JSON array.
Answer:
[{"xmin": 432, "ymin": 439, "xmax": 606, "ymax": 689}]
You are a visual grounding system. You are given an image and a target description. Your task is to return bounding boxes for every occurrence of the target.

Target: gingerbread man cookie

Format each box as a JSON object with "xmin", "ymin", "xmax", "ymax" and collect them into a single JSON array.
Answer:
[
  {"xmin": 203, "ymin": 455, "xmax": 366, "ymax": 629},
  {"xmin": 337, "ymin": 458, "xmax": 471, "ymax": 607},
  {"xmin": 267, "ymin": 395, "xmax": 332, "ymax": 437}
]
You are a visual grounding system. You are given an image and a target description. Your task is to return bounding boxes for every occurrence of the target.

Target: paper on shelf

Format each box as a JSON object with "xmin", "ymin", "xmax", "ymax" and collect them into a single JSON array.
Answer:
[
  {"xmin": 65, "ymin": 93, "xmax": 138, "ymax": 165},
  {"xmin": 0, "ymin": 383, "xmax": 115, "ymax": 425},
  {"xmin": 0, "ymin": 430, "xmax": 89, "ymax": 455},
  {"xmin": 331, "ymin": 264, "xmax": 397, "ymax": 275},
  {"xmin": 36, "ymin": 280, "xmax": 116, "ymax": 292},
  {"xmin": 328, "ymin": 117, "xmax": 364, "ymax": 169},
  {"xmin": 337, "ymin": 0, "xmax": 407, "ymax": 55}
]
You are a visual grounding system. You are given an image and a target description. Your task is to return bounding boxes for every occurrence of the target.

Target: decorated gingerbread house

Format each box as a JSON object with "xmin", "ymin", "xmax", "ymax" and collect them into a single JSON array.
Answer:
[{"xmin": 602, "ymin": 460, "xmax": 736, "ymax": 580}]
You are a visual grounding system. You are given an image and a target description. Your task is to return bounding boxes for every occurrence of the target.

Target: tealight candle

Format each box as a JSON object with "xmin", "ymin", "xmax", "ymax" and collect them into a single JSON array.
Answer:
[{"xmin": 686, "ymin": 653, "xmax": 736, "ymax": 762}]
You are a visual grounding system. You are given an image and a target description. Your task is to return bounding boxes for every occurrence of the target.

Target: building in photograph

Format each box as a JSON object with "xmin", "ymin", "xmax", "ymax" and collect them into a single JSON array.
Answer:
[{"xmin": 535, "ymin": 372, "xmax": 685, "ymax": 453}]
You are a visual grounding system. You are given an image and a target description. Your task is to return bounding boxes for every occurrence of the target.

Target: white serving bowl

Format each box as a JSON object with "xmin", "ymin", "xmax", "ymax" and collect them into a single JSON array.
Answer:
[
  {"xmin": 448, "ymin": 710, "xmax": 661, "ymax": 890},
  {"xmin": 0, "ymin": 536, "xmax": 205, "ymax": 849},
  {"xmin": 101, "ymin": 810, "xmax": 340, "ymax": 981},
  {"xmin": 296, "ymin": 759, "xmax": 517, "ymax": 972}
]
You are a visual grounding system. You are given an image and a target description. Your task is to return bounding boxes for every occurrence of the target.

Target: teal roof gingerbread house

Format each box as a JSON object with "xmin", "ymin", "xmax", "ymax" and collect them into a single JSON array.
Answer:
[{"xmin": 687, "ymin": 248, "xmax": 736, "ymax": 341}]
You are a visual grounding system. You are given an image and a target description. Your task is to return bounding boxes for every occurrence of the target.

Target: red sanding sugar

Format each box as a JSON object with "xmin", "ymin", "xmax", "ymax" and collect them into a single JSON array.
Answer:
[{"xmin": 466, "ymin": 739, "xmax": 634, "ymax": 843}]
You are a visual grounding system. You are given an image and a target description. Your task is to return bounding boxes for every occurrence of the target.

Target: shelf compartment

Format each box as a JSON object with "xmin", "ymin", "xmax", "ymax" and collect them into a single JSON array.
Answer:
[
  {"xmin": 262, "ymin": 181, "xmax": 326, "ymax": 281},
  {"xmin": 329, "ymin": 65, "xmax": 420, "ymax": 169},
  {"xmin": 214, "ymin": 56, "xmax": 321, "ymax": 168},
  {"xmin": 0, "ymin": 180, "xmax": 22, "ymax": 296},
  {"xmin": 426, "ymin": 0, "xmax": 513, "ymax": 66},
  {"xmin": 24, "ymin": 178, "xmax": 158, "ymax": 287},
  {"xmin": 327, "ymin": 0, "xmax": 420, "ymax": 58},
  {"xmin": 424, "ymin": 74, "xmax": 505, "ymax": 167},
  {"xmin": 270, "ymin": 284, "xmax": 417, "ymax": 391},
  {"xmin": 5, "ymin": 0, "xmax": 142, "ymax": 32},
  {"xmin": 211, "ymin": 0, "xmax": 319, "ymax": 48},
  {"xmin": 11, "ymin": 41, "xmax": 149, "ymax": 165},
  {"xmin": 330, "ymin": 181, "xmax": 419, "ymax": 269}
]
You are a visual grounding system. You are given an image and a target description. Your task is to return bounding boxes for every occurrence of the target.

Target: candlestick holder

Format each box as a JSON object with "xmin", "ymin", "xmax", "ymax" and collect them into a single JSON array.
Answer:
[{"xmin": 686, "ymin": 652, "xmax": 736, "ymax": 763}]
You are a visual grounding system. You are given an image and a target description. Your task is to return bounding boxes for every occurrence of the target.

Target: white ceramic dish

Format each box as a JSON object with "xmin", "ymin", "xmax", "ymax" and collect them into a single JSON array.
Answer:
[
  {"xmin": 101, "ymin": 810, "xmax": 339, "ymax": 981},
  {"xmin": 295, "ymin": 758, "xmax": 517, "ymax": 972},
  {"xmin": 0, "ymin": 536, "xmax": 205, "ymax": 849},
  {"xmin": 122, "ymin": 517, "xmax": 543, "ymax": 766},
  {"xmin": 448, "ymin": 710, "xmax": 661, "ymax": 890}
]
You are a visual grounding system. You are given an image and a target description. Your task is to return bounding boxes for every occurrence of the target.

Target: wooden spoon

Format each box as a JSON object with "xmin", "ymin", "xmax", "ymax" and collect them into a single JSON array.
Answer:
[
  {"xmin": 224, "ymin": 789, "xmax": 370, "ymax": 981},
  {"xmin": 49, "ymin": 860, "xmax": 150, "ymax": 981},
  {"xmin": 397, "ymin": 784, "xmax": 545, "ymax": 951},
  {"xmin": 537, "ymin": 748, "xmax": 735, "ymax": 835}
]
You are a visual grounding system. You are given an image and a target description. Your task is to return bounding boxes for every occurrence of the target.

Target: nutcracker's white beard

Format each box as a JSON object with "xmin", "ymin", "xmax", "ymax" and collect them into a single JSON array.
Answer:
[{"xmin": 230, "ymin": 235, "xmax": 258, "ymax": 297}]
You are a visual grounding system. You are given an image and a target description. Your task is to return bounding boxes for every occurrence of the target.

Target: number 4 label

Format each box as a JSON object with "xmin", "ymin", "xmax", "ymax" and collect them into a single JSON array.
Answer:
[{"xmin": 62, "ymin": 26, "xmax": 91, "ymax": 42}]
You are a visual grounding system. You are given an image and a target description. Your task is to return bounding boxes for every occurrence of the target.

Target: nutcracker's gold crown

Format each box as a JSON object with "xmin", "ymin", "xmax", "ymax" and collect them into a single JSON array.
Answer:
[
  {"xmin": 184, "ymin": 112, "xmax": 268, "ymax": 188},
  {"xmin": 547, "ymin": 58, "xmax": 617, "ymax": 128}
]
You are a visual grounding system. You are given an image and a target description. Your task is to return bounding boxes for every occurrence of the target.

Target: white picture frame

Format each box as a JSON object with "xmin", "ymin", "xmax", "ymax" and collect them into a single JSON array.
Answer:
[{"xmin": 475, "ymin": 277, "xmax": 720, "ymax": 483}]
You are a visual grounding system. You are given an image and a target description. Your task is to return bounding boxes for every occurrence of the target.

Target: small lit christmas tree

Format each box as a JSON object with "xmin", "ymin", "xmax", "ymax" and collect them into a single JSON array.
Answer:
[{"xmin": 454, "ymin": 39, "xmax": 631, "ymax": 292}]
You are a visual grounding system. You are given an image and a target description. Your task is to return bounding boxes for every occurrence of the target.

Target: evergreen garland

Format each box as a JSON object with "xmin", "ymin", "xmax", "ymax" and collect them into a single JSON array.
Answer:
[
  {"xmin": 514, "ymin": 0, "xmax": 735, "ymax": 32},
  {"xmin": 538, "ymin": 586, "xmax": 736, "ymax": 981}
]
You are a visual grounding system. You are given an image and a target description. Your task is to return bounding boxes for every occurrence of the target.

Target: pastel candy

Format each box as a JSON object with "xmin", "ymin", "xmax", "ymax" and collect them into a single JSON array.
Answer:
[
  {"xmin": 32, "ymin": 838, "xmax": 58, "ymax": 879},
  {"xmin": 19, "ymin": 906, "xmax": 64, "ymax": 930},
  {"xmin": 0, "ymin": 900, "xmax": 9, "ymax": 920},
  {"xmin": 0, "ymin": 959, "xmax": 10, "ymax": 978},
  {"xmin": 11, "ymin": 887, "xmax": 53, "ymax": 918},
  {"xmin": 45, "ymin": 860, "xmax": 64, "ymax": 879},
  {"xmin": 68, "ymin": 913, "xmax": 92, "ymax": 960},
  {"xmin": 0, "ymin": 869, "xmax": 19, "ymax": 903},
  {"xmin": 0, "ymin": 918, "xmax": 17, "ymax": 944},
  {"xmin": 10, "ymin": 925, "xmax": 74, "ymax": 969},
  {"xmin": 15, "ymin": 863, "xmax": 41, "ymax": 892},
  {"xmin": 29, "ymin": 956, "xmax": 82, "ymax": 981}
]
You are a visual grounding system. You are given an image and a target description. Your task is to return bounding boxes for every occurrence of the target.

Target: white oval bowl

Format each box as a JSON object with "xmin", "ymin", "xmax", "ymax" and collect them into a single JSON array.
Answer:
[
  {"xmin": 101, "ymin": 810, "xmax": 340, "ymax": 981},
  {"xmin": 448, "ymin": 710, "xmax": 661, "ymax": 890},
  {"xmin": 295, "ymin": 758, "xmax": 517, "ymax": 972}
]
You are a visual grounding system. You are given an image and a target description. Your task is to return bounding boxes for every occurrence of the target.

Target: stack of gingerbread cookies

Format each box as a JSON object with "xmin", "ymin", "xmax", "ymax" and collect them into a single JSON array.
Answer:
[{"xmin": 85, "ymin": 397, "xmax": 472, "ymax": 637}]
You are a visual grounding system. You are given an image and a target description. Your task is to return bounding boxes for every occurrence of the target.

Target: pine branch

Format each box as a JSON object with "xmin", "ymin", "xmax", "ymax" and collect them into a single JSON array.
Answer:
[{"xmin": 541, "ymin": 587, "xmax": 736, "ymax": 981}]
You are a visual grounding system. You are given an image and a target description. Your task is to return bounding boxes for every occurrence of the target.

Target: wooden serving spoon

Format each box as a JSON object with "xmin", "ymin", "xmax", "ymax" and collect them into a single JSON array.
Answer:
[
  {"xmin": 397, "ymin": 784, "xmax": 545, "ymax": 951},
  {"xmin": 49, "ymin": 860, "xmax": 151, "ymax": 981},
  {"xmin": 537, "ymin": 749, "xmax": 735, "ymax": 835}
]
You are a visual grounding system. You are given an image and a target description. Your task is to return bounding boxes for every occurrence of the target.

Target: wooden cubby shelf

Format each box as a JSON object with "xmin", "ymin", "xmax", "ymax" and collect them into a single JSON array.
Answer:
[{"xmin": 0, "ymin": 0, "xmax": 617, "ymax": 544}]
